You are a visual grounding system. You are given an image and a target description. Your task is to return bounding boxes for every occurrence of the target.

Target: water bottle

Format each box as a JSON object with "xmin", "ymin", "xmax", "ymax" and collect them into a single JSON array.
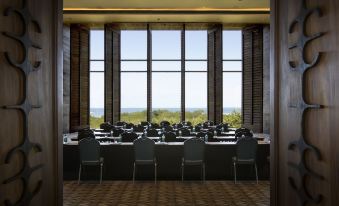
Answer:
[
  {"xmin": 214, "ymin": 130, "xmax": 217, "ymax": 137},
  {"xmin": 204, "ymin": 134, "xmax": 208, "ymax": 142},
  {"xmin": 179, "ymin": 130, "xmax": 182, "ymax": 137},
  {"xmin": 162, "ymin": 134, "xmax": 165, "ymax": 142}
]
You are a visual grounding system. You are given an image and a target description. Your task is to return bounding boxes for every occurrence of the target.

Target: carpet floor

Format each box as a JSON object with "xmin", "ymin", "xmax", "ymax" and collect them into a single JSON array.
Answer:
[{"xmin": 63, "ymin": 181, "xmax": 269, "ymax": 206}]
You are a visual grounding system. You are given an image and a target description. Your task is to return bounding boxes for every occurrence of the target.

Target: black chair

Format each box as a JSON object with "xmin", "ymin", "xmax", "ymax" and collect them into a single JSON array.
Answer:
[
  {"xmin": 121, "ymin": 132, "xmax": 139, "ymax": 142},
  {"xmin": 182, "ymin": 121, "xmax": 192, "ymax": 126},
  {"xmin": 147, "ymin": 128, "xmax": 160, "ymax": 137},
  {"xmin": 163, "ymin": 125, "xmax": 173, "ymax": 132},
  {"xmin": 133, "ymin": 124, "xmax": 145, "ymax": 133},
  {"xmin": 173, "ymin": 123, "xmax": 183, "ymax": 129},
  {"xmin": 160, "ymin": 120, "xmax": 170, "ymax": 127},
  {"xmin": 133, "ymin": 137, "xmax": 157, "ymax": 183},
  {"xmin": 78, "ymin": 138, "xmax": 104, "ymax": 184},
  {"xmin": 182, "ymin": 138, "xmax": 205, "ymax": 181},
  {"xmin": 194, "ymin": 125, "xmax": 202, "ymax": 132},
  {"xmin": 125, "ymin": 123, "xmax": 134, "ymax": 129},
  {"xmin": 176, "ymin": 128, "xmax": 191, "ymax": 137},
  {"xmin": 232, "ymin": 136, "xmax": 258, "ymax": 184},
  {"xmin": 77, "ymin": 129, "xmax": 95, "ymax": 141},
  {"xmin": 150, "ymin": 123, "xmax": 160, "ymax": 129},
  {"xmin": 140, "ymin": 121, "xmax": 150, "ymax": 127},
  {"xmin": 235, "ymin": 128, "xmax": 253, "ymax": 139},
  {"xmin": 100, "ymin": 122, "xmax": 114, "ymax": 132},
  {"xmin": 164, "ymin": 132, "xmax": 177, "ymax": 142},
  {"xmin": 112, "ymin": 128, "xmax": 124, "ymax": 137},
  {"xmin": 116, "ymin": 121, "xmax": 126, "ymax": 127}
]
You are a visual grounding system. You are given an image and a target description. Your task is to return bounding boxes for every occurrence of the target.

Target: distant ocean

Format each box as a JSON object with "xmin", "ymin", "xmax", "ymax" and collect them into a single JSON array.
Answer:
[{"xmin": 90, "ymin": 107, "xmax": 240, "ymax": 118}]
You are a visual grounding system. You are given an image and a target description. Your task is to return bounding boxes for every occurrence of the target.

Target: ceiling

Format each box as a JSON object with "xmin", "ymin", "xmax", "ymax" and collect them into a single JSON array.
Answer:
[{"xmin": 63, "ymin": 0, "xmax": 270, "ymax": 25}]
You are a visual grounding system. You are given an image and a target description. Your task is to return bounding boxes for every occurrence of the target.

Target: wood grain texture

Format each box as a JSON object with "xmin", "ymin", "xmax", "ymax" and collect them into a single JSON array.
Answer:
[
  {"xmin": 242, "ymin": 25, "xmax": 263, "ymax": 133},
  {"xmin": 70, "ymin": 24, "xmax": 89, "ymax": 131},
  {"xmin": 63, "ymin": 25, "xmax": 70, "ymax": 133},
  {"xmin": 271, "ymin": 0, "xmax": 339, "ymax": 205},
  {"xmin": 104, "ymin": 24, "xmax": 113, "ymax": 123},
  {"xmin": 207, "ymin": 24, "xmax": 223, "ymax": 124},
  {"xmin": 0, "ymin": 0, "xmax": 63, "ymax": 205}
]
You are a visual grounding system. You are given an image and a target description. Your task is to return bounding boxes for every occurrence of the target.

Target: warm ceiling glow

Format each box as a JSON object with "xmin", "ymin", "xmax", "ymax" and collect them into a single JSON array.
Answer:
[{"xmin": 63, "ymin": 8, "xmax": 270, "ymax": 12}]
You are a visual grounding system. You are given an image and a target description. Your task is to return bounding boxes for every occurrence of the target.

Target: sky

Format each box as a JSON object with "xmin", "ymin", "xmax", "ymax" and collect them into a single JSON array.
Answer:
[{"xmin": 89, "ymin": 30, "xmax": 242, "ymax": 109}]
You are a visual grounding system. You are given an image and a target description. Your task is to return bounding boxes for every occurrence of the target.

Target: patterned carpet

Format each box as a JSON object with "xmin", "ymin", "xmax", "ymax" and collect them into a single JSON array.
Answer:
[{"xmin": 63, "ymin": 181, "xmax": 269, "ymax": 206}]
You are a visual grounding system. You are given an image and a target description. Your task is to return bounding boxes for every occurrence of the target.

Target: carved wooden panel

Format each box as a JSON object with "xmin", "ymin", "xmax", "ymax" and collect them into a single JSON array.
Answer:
[
  {"xmin": 287, "ymin": 0, "xmax": 324, "ymax": 205},
  {"xmin": 1, "ymin": 0, "xmax": 43, "ymax": 205}
]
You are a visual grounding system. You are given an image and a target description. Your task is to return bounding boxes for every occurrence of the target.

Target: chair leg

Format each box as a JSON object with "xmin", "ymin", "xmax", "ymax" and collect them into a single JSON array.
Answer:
[
  {"xmin": 254, "ymin": 163, "xmax": 258, "ymax": 184},
  {"xmin": 78, "ymin": 164, "xmax": 82, "ymax": 185},
  {"xmin": 181, "ymin": 164, "xmax": 184, "ymax": 182},
  {"xmin": 133, "ymin": 162, "xmax": 136, "ymax": 183},
  {"xmin": 203, "ymin": 163, "xmax": 206, "ymax": 182},
  {"xmin": 233, "ymin": 162, "xmax": 237, "ymax": 184},
  {"xmin": 100, "ymin": 164, "xmax": 103, "ymax": 184},
  {"xmin": 154, "ymin": 162, "xmax": 157, "ymax": 184}
]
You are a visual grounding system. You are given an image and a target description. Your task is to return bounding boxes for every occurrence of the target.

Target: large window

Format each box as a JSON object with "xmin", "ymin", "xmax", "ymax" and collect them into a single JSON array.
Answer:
[
  {"xmin": 90, "ymin": 30, "xmax": 104, "ymax": 128},
  {"xmin": 151, "ymin": 30, "xmax": 181, "ymax": 124},
  {"xmin": 121, "ymin": 30, "xmax": 148, "ymax": 124},
  {"xmin": 88, "ymin": 26, "xmax": 243, "ymax": 127},
  {"xmin": 222, "ymin": 30, "xmax": 242, "ymax": 128},
  {"xmin": 185, "ymin": 30, "xmax": 207, "ymax": 125}
]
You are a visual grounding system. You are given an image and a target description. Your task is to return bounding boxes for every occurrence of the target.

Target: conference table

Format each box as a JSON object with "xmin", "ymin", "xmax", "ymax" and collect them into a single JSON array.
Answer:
[{"xmin": 63, "ymin": 134, "xmax": 270, "ymax": 181}]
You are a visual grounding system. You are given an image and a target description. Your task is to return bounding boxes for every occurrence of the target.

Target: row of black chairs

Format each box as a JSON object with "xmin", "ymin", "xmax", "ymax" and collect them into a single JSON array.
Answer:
[
  {"xmin": 100, "ymin": 121, "xmax": 230, "ymax": 132},
  {"xmin": 78, "ymin": 135, "xmax": 258, "ymax": 184}
]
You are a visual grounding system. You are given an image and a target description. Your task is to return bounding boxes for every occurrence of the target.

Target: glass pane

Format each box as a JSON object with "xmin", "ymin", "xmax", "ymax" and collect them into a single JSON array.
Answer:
[
  {"xmin": 152, "ymin": 30, "xmax": 181, "ymax": 60},
  {"xmin": 121, "ymin": 73, "xmax": 147, "ymax": 124},
  {"xmin": 152, "ymin": 61, "xmax": 181, "ymax": 71},
  {"xmin": 185, "ymin": 30, "xmax": 207, "ymax": 59},
  {"xmin": 90, "ymin": 30, "xmax": 104, "ymax": 60},
  {"xmin": 152, "ymin": 73, "xmax": 181, "ymax": 124},
  {"xmin": 90, "ymin": 61, "xmax": 104, "ymax": 71},
  {"xmin": 90, "ymin": 72, "xmax": 105, "ymax": 128},
  {"xmin": 223, "ymin": 72, "xmax": 242, "ymax": 128},
  {"xmin": 223, "ymin": 30, "xmax": 242, "ymax": 60},
  {"xmin": 121, "ymin": 30, "xmax": 147, "ymax": 59},
  {"xmin": 185, "ymin": 61, "xmax": 207, "ymax": 71},
  {"xmin": 223, "ymin": 61, "xmax": 242, "ymax": 71},
  {"xmin": 185, "ymin": 73, "xmax": 207, "ymax": 125},
  {"xmin": 121, "ymin": 61, "xmax": 147, "ymax": 71}
]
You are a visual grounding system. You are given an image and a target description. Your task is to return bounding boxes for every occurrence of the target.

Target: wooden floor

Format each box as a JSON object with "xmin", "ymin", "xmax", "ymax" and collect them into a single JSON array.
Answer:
[{"xmin": 63, "ymin": 181, "xmax": 269, "ymax": 206}]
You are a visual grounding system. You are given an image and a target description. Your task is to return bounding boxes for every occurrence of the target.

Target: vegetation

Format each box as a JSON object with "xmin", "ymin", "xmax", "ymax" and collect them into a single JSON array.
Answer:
[
  {"xmin": 223, "ymin": 111, "xmax": 242, "ymax": 128},
  {"xmin": 90, "ymin": 110, "xmax": 241, "ymax": 129}
]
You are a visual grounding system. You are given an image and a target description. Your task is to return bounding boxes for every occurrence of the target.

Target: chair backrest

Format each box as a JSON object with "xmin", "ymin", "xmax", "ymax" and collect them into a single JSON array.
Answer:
[
  {"xmin": 164, "ymin": 132, "xmax": 177, "ymax": 142},
  {"xmin": 163, "ymin": 125, "xmax": 173, "ymax": 132},
  {"xmin": 150, "ymin": 123, "xmax": 160, "ymax": 129},
  {"xmin": 140, "ymin": 121, "xmax": 150, "ymax": 127},
  {"xmin": 183, "ymin": 138, "xmax": 205, "ymax": 161},
  {"xmin": 100, "ymin": 122, "xmax": 114, "ymax": 132},
  {"xmin": 116, "ymin": 121, "xmax": 126, "ymax": 126},
  {"xmin": 147, "ymin": 128, "xmax": 160, "ymax": 137},
  {"xmin": 160, "ymin": 120, "xmax": 170, "ymax": 127},
  {"xmin": 177, "ymin": 128, "xmax": 191, "ymax": 137},
  {"xmin": 112, "ymin": 128, "xmax": 124, "ymax": 137},
  {"xmin": 235, "ymin": 127, "xmax": 251, "ymax": 135},
  {"xmin": 236, "ymin": 137, "xmax": 258, "ymax": 160},
  {"xmin": 125, "ymin": 123, "xmax": 134, "ymax": 129},
  {"xmin": 194, "ymin": 125, "xmax": 202, "ymax": 132},
  {"xmin": 77, "ymin": 129, "xmax": 95, "ymax": 140},
  {"xmin": 121, "ymin": 132, "xmax": 139, "ymax": 142},
  {"xmin": 133, "ymin": 137, "xmax": 155, "ymax": 161},
  {"xmin": 133, "ymin": 124, "xmax": 145, "ymax": 133},
  {"xmin": 79, "ymin": 138, "xmax": 101, "ymax": 162}
]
